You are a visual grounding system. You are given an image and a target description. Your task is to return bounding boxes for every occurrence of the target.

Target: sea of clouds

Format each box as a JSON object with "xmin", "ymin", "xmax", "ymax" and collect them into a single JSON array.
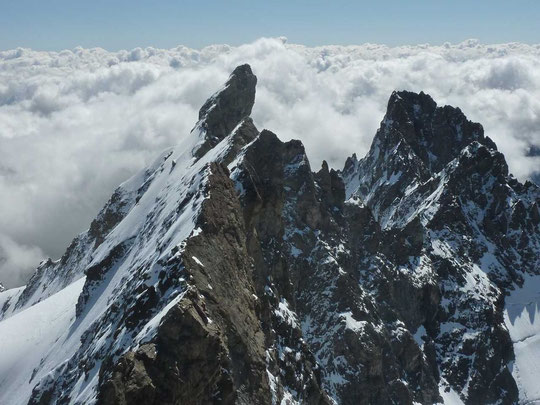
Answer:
[{"xmin": 1, "ymin": 37, "xmax": 539, "ymax": 287}]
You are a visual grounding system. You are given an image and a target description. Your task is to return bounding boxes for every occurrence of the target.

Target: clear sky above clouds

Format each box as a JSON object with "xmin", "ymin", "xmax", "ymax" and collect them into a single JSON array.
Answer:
[{"xmin": 1, "ymin": 0, "xmax": 539, "ymax": 50}]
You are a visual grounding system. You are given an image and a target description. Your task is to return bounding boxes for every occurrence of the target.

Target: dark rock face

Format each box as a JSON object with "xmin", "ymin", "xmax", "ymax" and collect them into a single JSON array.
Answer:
[
  {"xmin": 13, "ymin": 67, "xmax": 540, "ymax": 405},
  {"xmin": 193, "ymin": 64, "xmax": 257, "ymax": 158},
  {"xmin": 228, "ymin": 128, "xmax": 441, "ymax": 404},
  {"xmin": 384, "ymin": 91, "xmax": 496, "ymax": 173},
  {"xmin": 342, "ymin": 90, "xmax": 498, "ymax": 229},
  {"xmin": 199, "ymin": 65, "xmax": 256, "ymax": 135},
  {"xmin": 96, "ymin": 161, "xmax": 330, "ymax": 405},
  {"xmin": 342, "ymin": 90, "xmax": 539, "ymax": 404},
  {"xmin": 99, "ymin": 163, "xmax": 269, "ymax": 404}
]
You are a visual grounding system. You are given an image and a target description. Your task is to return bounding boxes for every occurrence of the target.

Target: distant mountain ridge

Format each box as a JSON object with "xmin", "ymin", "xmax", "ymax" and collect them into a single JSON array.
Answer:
[{"xmin": 0, "ymin": 64, "xmax": 539, "ymax": 405}]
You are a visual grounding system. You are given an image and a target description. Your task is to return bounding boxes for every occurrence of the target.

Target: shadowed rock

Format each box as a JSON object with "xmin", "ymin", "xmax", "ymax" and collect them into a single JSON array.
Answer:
[
  {"xmin": 193, "ymin": 64, "xmax": 257, "ymax": 158},
  {"xmin": 14, "ymin": 70, "xmax": 540, "ymax": 405}
]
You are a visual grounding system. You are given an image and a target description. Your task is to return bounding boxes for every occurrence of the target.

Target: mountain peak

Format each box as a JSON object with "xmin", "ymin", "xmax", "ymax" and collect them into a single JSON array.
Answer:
[
  {"xmin": 380, "ymin": 90, "xmax": 496, "ymax": 173},
  {"xmin": 387, "ymin": 90, "xmax": 437, "ymax": 119},
  {"xmin": 192, "ymin": 64, "xmax": 257, "ymax": 158},
  {"xmin": 198, "ymin": 64, "xmax": 256, "ymax": 133},
  {"xmin": 342, "ymin": 90, "xmax": 509, "ymax": 230}
]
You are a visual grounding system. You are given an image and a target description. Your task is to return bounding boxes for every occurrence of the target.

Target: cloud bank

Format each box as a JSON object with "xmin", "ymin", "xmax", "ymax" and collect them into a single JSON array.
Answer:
[{"xmin": 1, "ymin": 38, "xmax": 539, "ymax": 287}]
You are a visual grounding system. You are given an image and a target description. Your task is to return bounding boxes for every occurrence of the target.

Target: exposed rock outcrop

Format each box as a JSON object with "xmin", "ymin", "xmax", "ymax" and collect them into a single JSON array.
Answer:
[
  {"xmin": 193, "ymin": 64, "xmax": 257, "ymax": 158},
  {"xmin": 1, "ymin": 66, "xmax": 538, "ymax": 405}
]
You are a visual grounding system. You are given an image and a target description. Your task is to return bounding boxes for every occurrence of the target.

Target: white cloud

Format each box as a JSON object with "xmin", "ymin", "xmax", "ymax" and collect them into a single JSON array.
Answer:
[
  {"xmin": 1, "ymin": 38, "xmax": 539, "ymax": 287},
  {"xmin": 0, "ymin": 234, "xmax": 44, "ymax": 288}
]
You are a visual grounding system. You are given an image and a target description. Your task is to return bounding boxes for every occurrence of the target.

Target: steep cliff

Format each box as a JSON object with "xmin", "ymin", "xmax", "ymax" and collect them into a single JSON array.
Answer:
[{"xmin": 0, "ymin": 65, "xmax": 539, "ymax": 405}]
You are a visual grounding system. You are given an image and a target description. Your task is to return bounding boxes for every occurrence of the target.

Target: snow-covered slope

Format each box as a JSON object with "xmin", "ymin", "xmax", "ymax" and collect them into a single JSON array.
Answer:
[
  {"xmin": 504, "ymin": 274, "xmax": 540, "ymax": 404},
  {"xmin": 0, "ymin": 64, "xmax": 274, "ymax": 405},
  {"xmin": 0, "ymin": 277, "xmax": 85, "ymax": 404},
  {"xmin": 0, "ymin": 66, "xmax": 539, "ymax": 405}
]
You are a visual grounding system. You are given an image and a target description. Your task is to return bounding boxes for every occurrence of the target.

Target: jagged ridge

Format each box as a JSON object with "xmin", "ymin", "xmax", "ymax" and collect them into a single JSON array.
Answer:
[{"xmin": 0, "ymin": 66, "xmax": 539, "ymax": 405}]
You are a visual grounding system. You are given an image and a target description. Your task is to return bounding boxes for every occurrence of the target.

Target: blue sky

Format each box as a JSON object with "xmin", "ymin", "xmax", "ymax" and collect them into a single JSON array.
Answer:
[{"xmin": 0, "ymin": 0, "xmax": 539, "ymax": 50}]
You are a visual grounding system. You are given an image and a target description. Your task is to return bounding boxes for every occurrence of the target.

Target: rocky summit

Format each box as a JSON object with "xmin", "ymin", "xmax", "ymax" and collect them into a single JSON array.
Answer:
[{"xmin": 0, "ymin": 64, "xmax": 539, "ymax": 405}]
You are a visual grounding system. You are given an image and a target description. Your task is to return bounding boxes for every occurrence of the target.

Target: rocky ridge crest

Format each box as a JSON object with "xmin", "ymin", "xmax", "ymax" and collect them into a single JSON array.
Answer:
[{"xmin": 0, "ymin": 65, "xmax": 538, "ymax": 405}]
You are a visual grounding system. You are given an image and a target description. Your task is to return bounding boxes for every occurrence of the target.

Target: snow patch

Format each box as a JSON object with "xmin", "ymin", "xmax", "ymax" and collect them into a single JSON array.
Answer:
[{"xmin": 504, "ymin": 274, "xmax": 540, "ymax": 404}]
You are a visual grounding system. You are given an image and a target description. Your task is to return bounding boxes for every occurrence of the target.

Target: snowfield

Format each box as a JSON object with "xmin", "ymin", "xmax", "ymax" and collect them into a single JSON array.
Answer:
[
  {"xmin": 504, "ymin": 274, "xmax": 540, "ymax": 404},
  {"xmin": 0, "ymin": 277, "xmax": 85, "ymax": 404}
]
